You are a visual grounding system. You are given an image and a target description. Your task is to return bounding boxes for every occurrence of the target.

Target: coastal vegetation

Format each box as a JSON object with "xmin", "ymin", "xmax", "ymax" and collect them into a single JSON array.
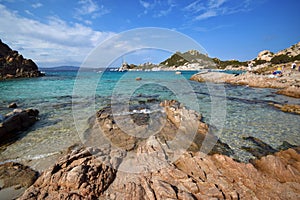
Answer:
[{"xmin": 212, "ymin": 58, "xmax": 247, "ymax": 69}]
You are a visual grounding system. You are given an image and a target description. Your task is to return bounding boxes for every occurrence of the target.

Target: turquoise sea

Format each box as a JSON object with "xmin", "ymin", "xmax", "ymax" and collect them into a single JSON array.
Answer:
[{"xmin": 0, "ymin": 70, "xmax": 300, "ymax": 171}]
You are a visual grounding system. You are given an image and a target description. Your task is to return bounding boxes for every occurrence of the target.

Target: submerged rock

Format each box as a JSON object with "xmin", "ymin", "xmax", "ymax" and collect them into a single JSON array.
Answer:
[
  {"xmin": 0, "ymin": 162, "xmax": 38, "ymax": 200},
  {"xmin": 0, "ymin": 162, "xmax": 38, "ymax": 189},
  {"xmin": 271, "ymin": 103, "xmax": 300, "ymax": 115}
]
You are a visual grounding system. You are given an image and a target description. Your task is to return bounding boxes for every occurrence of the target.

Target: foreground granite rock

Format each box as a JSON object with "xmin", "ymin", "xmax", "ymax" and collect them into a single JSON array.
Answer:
[
  {"xmin": 0, "ymin": 39, "xmax": 43, "ymax": 80},
  {"xmin": 0, "ymin": 108, "xmax": 39, "ymax": 144},
  {"xmin": 18, "ymin": 100, "xmax": 300, "ymax": 199},
  {"xmin": 19, "ymin": 145, "xmax": 125, "ymax": 200},
  {"xmin": 19, "ymin": 140, "xmax": 300, "ymax": 199},
  {"xmin": 190, "ymin": 70, "xmax": 300, "ymax": 98}
]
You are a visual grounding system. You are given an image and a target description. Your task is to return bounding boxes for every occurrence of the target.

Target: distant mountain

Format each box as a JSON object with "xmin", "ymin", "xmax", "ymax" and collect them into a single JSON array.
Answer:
[
  {"xmin": 41, "ymin": 66, "xmax": 80, "ymax": 71},
  {"xmin": 160, "ymin": 50, "xmax": 214, "ymax": 67},
  {"xmin": 118, "ymin": 50, "xmax": 217, "ymax": 71},
  {"xmin": 41, "ymin": 66, "xmax": 112, "ymax": 72},
  {"xmin": 0, "ymin": 39, "xmax": 43, "ymax": 80}
]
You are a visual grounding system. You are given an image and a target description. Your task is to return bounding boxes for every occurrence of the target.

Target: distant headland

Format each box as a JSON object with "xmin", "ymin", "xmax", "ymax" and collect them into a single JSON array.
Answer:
[
  {"xmin": 117, "ymin": 41, "xmax": 300, "ymax": 72},
  {"xmin": 0, "ymin": 39, "xmax": 44, "ymax": 80}
]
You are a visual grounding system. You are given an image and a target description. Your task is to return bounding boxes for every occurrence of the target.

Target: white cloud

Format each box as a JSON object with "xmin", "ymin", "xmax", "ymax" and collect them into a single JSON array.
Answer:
[
  {"xmin": 75, "ymin": 0, "xmax": 110, "ymax": 22},
  {"xmin": 184, "ymin": 0, "xmax": 251, "ymax": 21},
  {"xmin": 25, "ymin": 9, "xmax": 33, "ymax": 16},
  {"xmin": 0, "ymin": 4, "xmax": 114, "ymax": 67},
  {"xmin": 77, "ymin": 0, "xmax": 98, "ymax": 15},
  {"xmin": 184, "ymin": 0, "xmax": 205, "ymax": 13},
  {"xmin": 139, "ymin": 0, "xmax": 151, "ymax": 9},
  {"xmin": 32, "ymin": 2, "xmax": 42, "ymax": 9},
  {"xmin": 195, "ymin": 10, "xmax": 217, "ymax": 20},
  {"xmin": 208, "ymin": 0, "xmax": 226, "ymax": 9},
  {"xmin": 139, "ymin": 0, "xmax": 176, "ymax": 18}
]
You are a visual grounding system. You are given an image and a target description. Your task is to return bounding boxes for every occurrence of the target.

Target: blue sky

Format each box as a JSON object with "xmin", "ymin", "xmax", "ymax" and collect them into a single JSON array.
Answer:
[{"xmin": 0, "ymin": 0, "xmax": 299, "ymax": 67}]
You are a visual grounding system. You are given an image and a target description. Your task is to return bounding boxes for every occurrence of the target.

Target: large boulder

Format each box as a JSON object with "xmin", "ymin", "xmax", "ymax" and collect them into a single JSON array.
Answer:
[
  {"xmin": 257, "ymin": 50, "xmax": 274, "ymax": 61},
  {"xmin": 0, "ymin": 39, "xmax": 44, "ymax": 80},
  {"xmin": 19, "ymin": 145, "xmax": 125, "ymax": 200},
  {"xmin": 0, "ymin": 108, "xmax": 39, "ymax": 144},
  {"xmin": 85, "ymin": 100, "xmax": 232, "ymax": 155}
]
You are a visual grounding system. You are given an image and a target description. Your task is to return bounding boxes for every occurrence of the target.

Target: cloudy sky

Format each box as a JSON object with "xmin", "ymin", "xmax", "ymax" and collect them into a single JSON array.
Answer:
[{"xmin": 0, "ymin": 0, "xmax": 299, "ymax": 67}]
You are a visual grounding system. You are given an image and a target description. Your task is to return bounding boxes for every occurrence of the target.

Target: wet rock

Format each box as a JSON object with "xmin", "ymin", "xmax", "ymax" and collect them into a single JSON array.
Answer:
[
  {"xmin": 241, "ymin": 136, "xmax": 277, "ymax": 159},
  {"xmin": 0, "ymin": 162, "xmax": 38, "ymax": 189},
  {"xmin": 0, "ymin": 108, "xmax": 39, "ymax": 144},
  {"xmin": 278, "ymin": 141, "xmax": 298, "ymax": 151},
  {"xmin": 8, "ymin": 102, "xmax": 18, "ymax": 108},
  {"xmin": 276, "ymin": 86, "xmax": 300, "ymax": 98},
  {"xmin": 271, "ymin": 103, "xmax": 300, "ymax": 114}
]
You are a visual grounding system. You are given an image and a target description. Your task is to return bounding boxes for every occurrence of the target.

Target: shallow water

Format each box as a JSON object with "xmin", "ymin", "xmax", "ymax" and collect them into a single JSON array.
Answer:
[{"xmin": 0, "ymin": 70, "xmax": 299, "ymax": 170}]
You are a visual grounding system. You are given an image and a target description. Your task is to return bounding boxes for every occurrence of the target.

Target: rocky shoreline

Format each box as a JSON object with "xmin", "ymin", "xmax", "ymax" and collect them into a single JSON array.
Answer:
[
  {"xmin": 0, "ymin": 40, "xmax": 43, "ymax": 80},
  {"xmin": 0, "ymin": 100, "xmax": 298, "ymax": 199},
  {"xmin": 190, "ymin": 68, "xmax": 300, "ymax": 99},
  {"xmin": 16, "ymin": 144, "xmax": 300, "ymax": 200}
]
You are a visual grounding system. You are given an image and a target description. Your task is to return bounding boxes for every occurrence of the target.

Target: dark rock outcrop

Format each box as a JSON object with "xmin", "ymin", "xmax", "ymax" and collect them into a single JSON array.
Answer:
[
  {"xmin": 0, "ymin": 108, "xmax": 39, "ymax": 144},
  {"xmin": 8, "ymin": 102, "xmax": 18, "ymax": 108},
  {"xmin": 0, "ymin": 39, "xmax": 43, "ymax": 80}
]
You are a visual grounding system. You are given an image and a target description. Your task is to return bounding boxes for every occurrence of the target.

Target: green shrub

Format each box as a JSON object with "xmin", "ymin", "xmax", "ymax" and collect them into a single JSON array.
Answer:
[
  {"xmin": 212, "ymin": 59, "xmax": 247, "ymax": 69},
  {"xmin": 292, "ymin": 54, "xmax": 300, "ymax": 61},
  {"xmin": 160, "ymin": 53, "xmax": 188, "ymax": 66},
  {"xmin": 254, "ymin": 59, "xmax": 267, "ymax": 66},
  {"xmin": 270, "ymin": 54, "xmax": 293, "ymax": 64}
]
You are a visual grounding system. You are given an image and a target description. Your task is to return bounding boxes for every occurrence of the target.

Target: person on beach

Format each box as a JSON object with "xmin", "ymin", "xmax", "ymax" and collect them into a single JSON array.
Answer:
[
  {"xmin": 248, "ymin": 62, "xmax": 253, "ymax": 71},
  {"xmin": 291, "ymin": 62, "xmax": 296, "ymax": 70},
  {"xmin": 272, "ymin": 66, "xmax": 283, "ymax": 77},
  {"xmin": 277, "ymin": 66, "xmax": 282, "ymax": 72}
]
